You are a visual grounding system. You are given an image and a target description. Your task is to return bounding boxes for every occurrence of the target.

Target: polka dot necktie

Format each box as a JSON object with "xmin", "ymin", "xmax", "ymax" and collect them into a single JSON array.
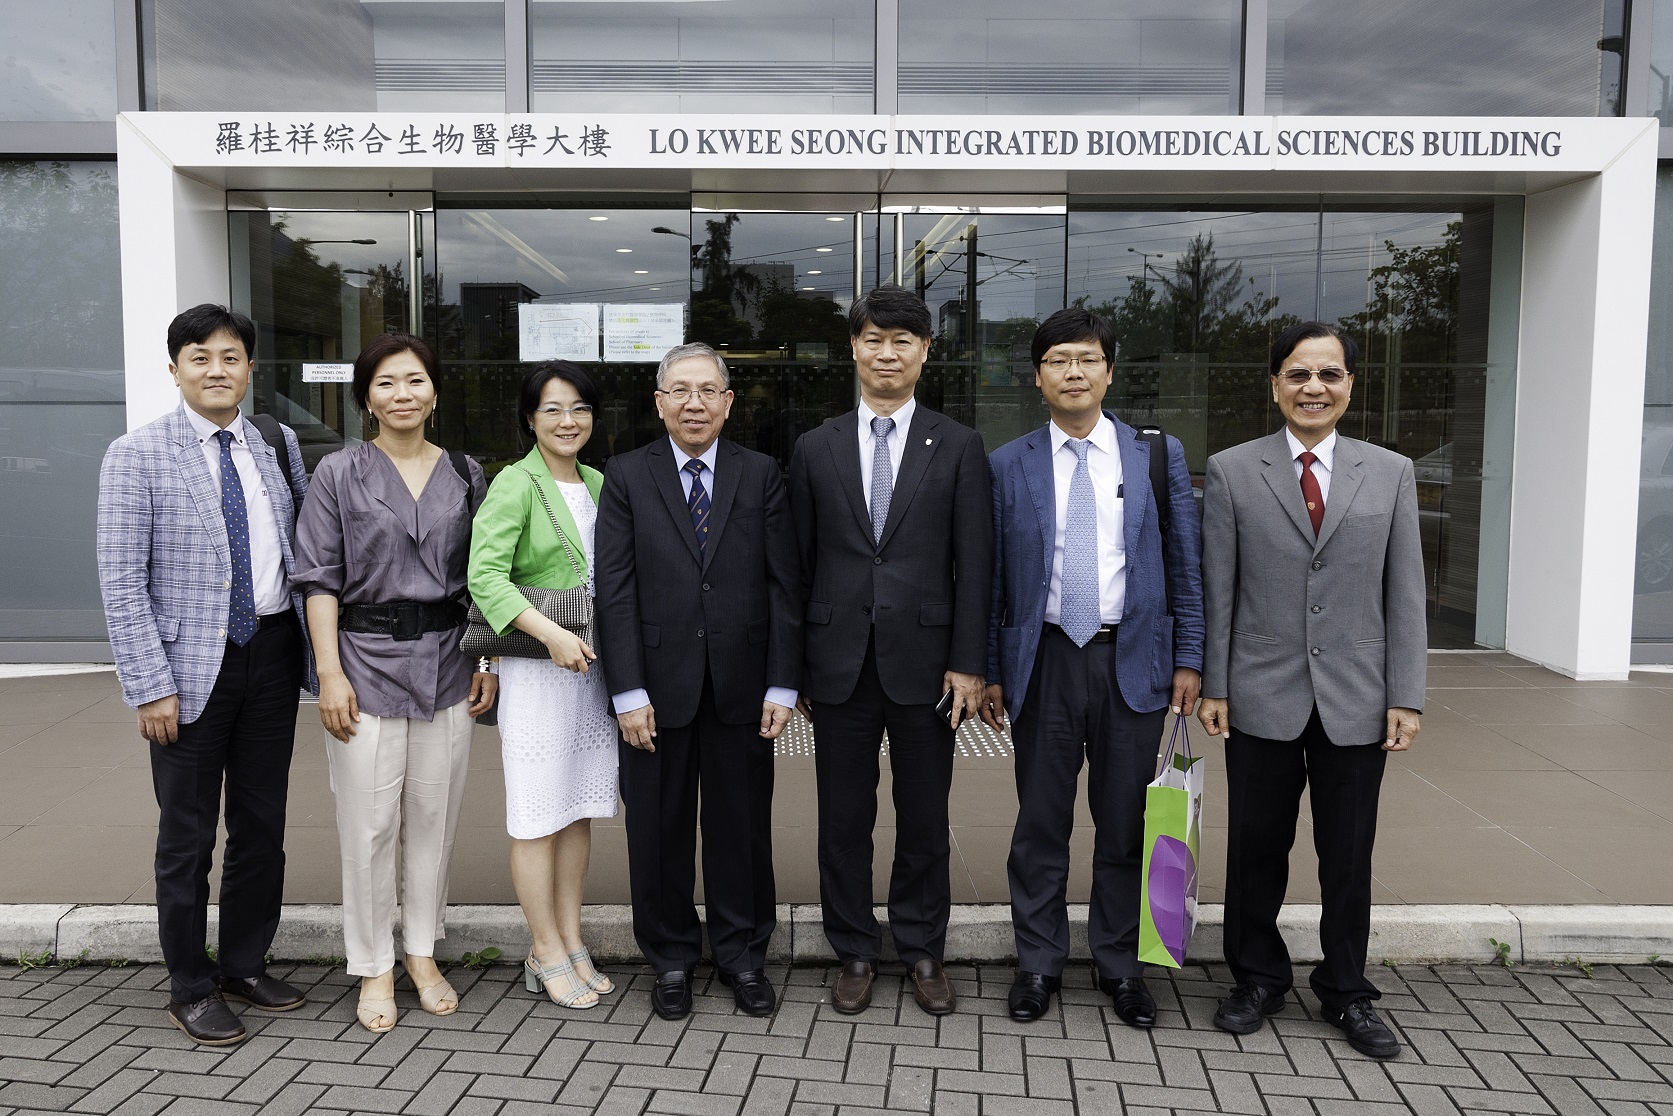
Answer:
[
  {"xmin": 685, "ymin": 458, "xmax": 710, "ymax": 556},
  {"xmin": 217, "ymin": 430, "xmax": 258, "ymax": 646},
  {"xmin": 1059, "ymin": 438, "xmax": 1100, "ymax": 647},
  {"xmin": 869, "ymin": 415, "xmax": 894, "ymax": 545},
  {"xmin": 1299, "ymin": 450, "xmax": 1325, "ymax": 536}
]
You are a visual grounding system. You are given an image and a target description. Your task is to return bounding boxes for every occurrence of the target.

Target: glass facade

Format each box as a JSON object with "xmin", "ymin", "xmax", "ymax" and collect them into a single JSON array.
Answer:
[
  {"xmin": 1636, "ymin": 167, "xmax": 1673, "ymax": 653},
  {"xmin": 141, "ymin": 1, "xmax": 505, "ymax": 112},
  {"xmin": 898, "ymin": 1, "xmax": 1241, "ymax": 115},
  {"xmin": 531, "ymin": 1, "xmax": 874, "ymax": 114},
  {"xmin": 0, "ymin": 1, "xmax": 118, "ymax": 120},
  {"xmin": 0, "ymin": 161, "xmax": 124, "ymax": 644}
]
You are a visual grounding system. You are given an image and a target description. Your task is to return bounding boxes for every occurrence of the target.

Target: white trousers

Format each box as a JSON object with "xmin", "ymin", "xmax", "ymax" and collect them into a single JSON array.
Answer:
[{"xmin": 325, "ymin": 700, "xmax": 473, "ymax": 976}]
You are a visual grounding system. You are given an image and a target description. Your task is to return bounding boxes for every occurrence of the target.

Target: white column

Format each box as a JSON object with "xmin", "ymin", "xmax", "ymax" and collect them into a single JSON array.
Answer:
[{"xmin": 1506, "ymin": 121, "xmax": 1660, "ymax": 679}]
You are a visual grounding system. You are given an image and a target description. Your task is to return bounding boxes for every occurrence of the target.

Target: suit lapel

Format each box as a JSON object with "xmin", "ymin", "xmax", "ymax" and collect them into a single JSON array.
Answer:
[
  {"xmin": 700, "ymin": 440, "xmax": 740, "ymax": 573},
  {"xmin": 649, "ymin": 439, "xmax": 704, "ymax": 567},
  {"xmin": 1019, "ymin": 428, "xmax": 1054, "ymax": 573},
  {"xmin": 1259, "ymin": 431, "xmax": 1318, "ymax": 545},
  {"xmin": 1113, "ymin": 414, "xmax": 1147, "ymax": 558},
  {"xmin": 877, "ymin": 407, "xmax": 943, "ymax": 550},
  {"xmin": 1312, "ymin": 437, "xmax": 1366, "ymax": 553},
  {"xmin": 827, "ymin": 412, "xmax": 874, "ymax": 542},
  {"xmin": 172, "ymin": 411, "xmax": 230, "ymax": 567}
]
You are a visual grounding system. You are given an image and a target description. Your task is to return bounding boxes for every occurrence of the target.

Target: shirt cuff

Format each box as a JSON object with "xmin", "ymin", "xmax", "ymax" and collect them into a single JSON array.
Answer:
[
  {"xmin": 611, "ymin": 688, "xmax": 651, "ymax": 716},
  {"xmin": 764, "ymin": 686, "xmax": 798, "ymax": 710}
]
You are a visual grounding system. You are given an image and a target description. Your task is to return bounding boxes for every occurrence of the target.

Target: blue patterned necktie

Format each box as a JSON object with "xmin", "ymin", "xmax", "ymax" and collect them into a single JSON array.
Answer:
[
  {"xmin": 685, "ymin": 458, "xmax": 710, "ymax": 555},
  {"xmin": 217, "ymin": 430, "xmax": 259, "ymax": 646},
  {"xmin": 869, "ymin": 415, "xmax": 895, "ymax": 545},
  {"xmin": 1059, "ymin": 437, "xmax": 1100, "ymax": 647}
]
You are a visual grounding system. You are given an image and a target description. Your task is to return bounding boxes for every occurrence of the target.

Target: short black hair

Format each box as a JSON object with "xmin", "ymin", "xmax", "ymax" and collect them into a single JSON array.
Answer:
[
  {"xmin": 351, "ymin": 333, "xmax": 439, "ymax": 410},
  {"xmin": 848, "ymin": 284, "xmax": 933, "ymax": 341},
  {"xmin": 1031, "ymin": 308, "xmax": 1117, "ymax": 367},
  {"xmin": 1269, "ymin": 320, "xmax": 1358, "ymax": 377},
  {"xmin": 168, "ymin": 304, "xmax": 256, "ymax": 363},
  {"xmin": 520, "ymin": 361, "xmax": 602, "ymax": 439}
]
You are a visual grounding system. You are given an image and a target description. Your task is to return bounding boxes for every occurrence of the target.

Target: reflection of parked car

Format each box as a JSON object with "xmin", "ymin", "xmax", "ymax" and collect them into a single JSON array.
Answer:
[
  {"xmin": 1638, "ymin": 423, "xmax": 1673, "ymax": 592},
  {"xmin": 261, "ymin": 392, "xmax": 349, "ymax": 473},
  {"xmin": 1413, "ymin": 443, "xmax": 1451, "ymax": 521}
]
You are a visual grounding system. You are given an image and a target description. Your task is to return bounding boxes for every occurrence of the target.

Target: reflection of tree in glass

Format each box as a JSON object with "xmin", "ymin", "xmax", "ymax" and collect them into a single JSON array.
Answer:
[
  {"xmin": 754, "ymin": 277, "xmax": 850, "ymax": 360},
  {"xmin": 689, "ymin": 214, "xmax": 756, "ymax": 348},
  {"xmin": 268, "ymin": 220, "xmax": 406, "ymax": 360},
  {"xmin": 1337, "ymin": 221, "xmax": 1460, "ymax": 366}
]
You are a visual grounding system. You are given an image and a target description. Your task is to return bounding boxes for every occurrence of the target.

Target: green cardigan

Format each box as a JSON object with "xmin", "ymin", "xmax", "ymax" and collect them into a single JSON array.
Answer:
[{"xmin": 468, "ymin": 448, "xmax": 604, "ymax": 636}]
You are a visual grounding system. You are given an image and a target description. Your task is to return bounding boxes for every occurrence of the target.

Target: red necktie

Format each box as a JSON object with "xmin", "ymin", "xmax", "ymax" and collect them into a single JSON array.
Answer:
[{"xmin": 1298, "ymin": 450, "xmax": 1324, "ymax": 536}]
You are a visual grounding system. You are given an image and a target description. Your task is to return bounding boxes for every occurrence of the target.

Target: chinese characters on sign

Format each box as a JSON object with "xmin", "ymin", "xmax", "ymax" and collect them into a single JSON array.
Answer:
[{"xmin": 212, "ymin": 120, "xmax": 614, "ymax": 161}]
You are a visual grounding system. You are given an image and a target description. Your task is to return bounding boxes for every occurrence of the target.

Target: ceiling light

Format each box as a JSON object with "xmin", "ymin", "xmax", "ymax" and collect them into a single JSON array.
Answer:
[
  {"xmin": 634, "ymin": 269, "xmax": 649, "ymax": 274},
  {"xmin": 825, "ymin": 216, "xmax": 846, "ymax": 222},
  {"xmin": 802, "ymin": 286, "xmax": 816, "ymax": 291},
  {"xmin": 615, "ymin": 248, "xmax": 633, "ymax": 253},
  {"xmin": 649, "ymin": 286, "xmax": 661, "ymax": 290},
  {"xmin": 806, "ymin": 270, "xmax": 823, "ymax": 275},
  {"xmin": 815, "ymin": 247, "xmax": 833, "ymax": 253},
  {"xmin": 588, "ymin": 215, "xmax": 609, "ymax": 222}
]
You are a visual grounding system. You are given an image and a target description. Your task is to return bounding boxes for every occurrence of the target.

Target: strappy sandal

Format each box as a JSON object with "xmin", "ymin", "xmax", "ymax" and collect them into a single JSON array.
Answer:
[
  {"xmin": 410, "ymin": 975, "xmax": 459, "ymax": 1016},
  {"xmin": 524, "ymin": 954, "xmax": 598, "ymax": 1009},
  {"xmin": 356, "ymin": 987, "xmax": 397, "ymax": 1033},
  {"xmin": 568, "ymin": 947, "xmax": 614, "ymax": 995}
]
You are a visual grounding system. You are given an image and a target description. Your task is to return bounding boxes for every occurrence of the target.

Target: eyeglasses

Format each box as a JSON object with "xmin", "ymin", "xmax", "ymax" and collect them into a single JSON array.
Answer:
[
  {"xmin": 657, "ymin": 386, "xmax": 727, "ymax": 404},
  {"xmin": 1042, "ymin": 354, "xmax": 1107, "ymax": 372},
  {"xmin": 1277, "ymin": 367, "xmax": 1350, "ymax": 386},
  {"xmin": 533, "ymin": 404, "xmax": 594, "ymax": 418}
]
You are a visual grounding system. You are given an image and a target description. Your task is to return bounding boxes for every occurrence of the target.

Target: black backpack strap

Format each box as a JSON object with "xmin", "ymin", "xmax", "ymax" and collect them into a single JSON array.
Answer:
[
  {"xmin": 246, "ymin": 412, "xmax": 303, "ymax": 512},
  {"xmin": 1135, "ymin": 424, "xmax": 1172, "ymax": 617},
  {"xmin": 446, "ymin": 450, "xmax": 481, "ymax": 512}
]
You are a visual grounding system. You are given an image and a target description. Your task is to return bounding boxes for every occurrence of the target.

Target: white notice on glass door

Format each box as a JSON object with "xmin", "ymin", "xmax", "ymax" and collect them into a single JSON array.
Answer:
[
  {"xmin": 603, "ymin": 304, "xmax": 686, "ymax": 363},
  {"xmin": 519, "ymin": 303, "xmax": 600, "ymax": 362},
  {"xmin": 302, "ymin": 362, "xmax": 354, "ymax": 383}
]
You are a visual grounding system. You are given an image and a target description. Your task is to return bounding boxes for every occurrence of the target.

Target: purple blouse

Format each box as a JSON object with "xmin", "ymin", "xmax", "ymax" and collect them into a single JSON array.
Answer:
[{"xmin": 294, "ymin": 443, "xmax": 486, "ymax": 721}]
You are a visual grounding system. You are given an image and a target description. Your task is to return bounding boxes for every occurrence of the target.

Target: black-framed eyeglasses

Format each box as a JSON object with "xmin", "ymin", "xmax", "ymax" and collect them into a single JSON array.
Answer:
[
  {"xmin": 1042, "ymin": 354, "xmax": 1107, "ymax": 372},
  {"xmin": 1277, "ymin": 367, "xmax": 1350, "ymax": 386}
]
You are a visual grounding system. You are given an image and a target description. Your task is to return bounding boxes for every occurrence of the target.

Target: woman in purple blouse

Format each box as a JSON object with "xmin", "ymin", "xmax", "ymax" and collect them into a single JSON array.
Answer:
[{"xmin": 294, "ymin": 334, "xmax": 496, "ymax": 1033}]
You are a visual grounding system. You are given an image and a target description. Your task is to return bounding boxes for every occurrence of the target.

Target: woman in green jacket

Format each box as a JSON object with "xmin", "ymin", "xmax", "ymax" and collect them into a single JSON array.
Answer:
[{"xmin": 468, "ymin": 362, "xmax": 617, "ymax": 1009}]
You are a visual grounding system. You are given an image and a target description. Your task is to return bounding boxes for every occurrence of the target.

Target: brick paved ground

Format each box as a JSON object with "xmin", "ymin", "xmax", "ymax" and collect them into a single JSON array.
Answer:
[{"xmin": 4, "ymin": 958, "xmax": 1672, "ymax": 1115}]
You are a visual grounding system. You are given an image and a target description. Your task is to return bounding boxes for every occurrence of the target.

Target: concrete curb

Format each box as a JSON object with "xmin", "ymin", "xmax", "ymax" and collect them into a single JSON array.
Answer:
[{"xmin": 8, "ymin": 904, "xmax": 1672, "ymax": 967}]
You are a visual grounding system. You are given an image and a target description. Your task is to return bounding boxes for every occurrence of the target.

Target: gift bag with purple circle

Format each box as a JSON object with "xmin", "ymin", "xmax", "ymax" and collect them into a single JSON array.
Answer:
[{"xmin": 1138, "ymin": 716, "xmax": 1204, "ymax": 968}]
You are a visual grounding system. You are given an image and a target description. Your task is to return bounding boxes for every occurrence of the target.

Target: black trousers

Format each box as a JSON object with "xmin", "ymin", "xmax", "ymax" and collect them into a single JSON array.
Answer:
[
  {"xmin": 619, "ymin": 674, "xmax": 776, "ymax": 976},
  {"xmin": 150, "ymin": 613, "xmax": 302, "ymax": 1003},
  {"xmin": 1008, "ymin": 624, "xmax": 1164, "ymax": 980},
  {"xmin": 1223, "ymin": 707, "xmax": 1388, "ymax": 1013},
  {"xmin": 812, "ymin": 634, "xmax": 955, "ymax": 966}
]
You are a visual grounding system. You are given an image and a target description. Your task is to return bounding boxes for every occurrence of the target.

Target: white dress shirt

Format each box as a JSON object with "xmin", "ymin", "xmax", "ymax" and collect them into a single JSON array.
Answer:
[
  {"xmin": 1044, "ymin": 415, "xmax": 1126, "ymax": 626},
  {"xmin": 612, "ymin": 436, "xmax": 797, "ymax": 716},
  {"xmin": 1285, "ymin": 428, "xmax": 1337, "ymax": 505},
  {"xmin": 857, "ymin": 396, "xmax": 915, "ymax": 509},
  {"xmin": 185, "ymin": 407, "xmax": 289, "ymax": 616}
]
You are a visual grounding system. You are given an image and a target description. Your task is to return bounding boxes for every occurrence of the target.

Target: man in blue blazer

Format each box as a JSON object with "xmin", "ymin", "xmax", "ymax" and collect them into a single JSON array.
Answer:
[
  {"xmin": 97, "ymin": 305, "xmax": 315, "ymax": 1046},
  {"xmin": 980, "ymin": 308, "xmax": 1204, "ymax": 1025}
]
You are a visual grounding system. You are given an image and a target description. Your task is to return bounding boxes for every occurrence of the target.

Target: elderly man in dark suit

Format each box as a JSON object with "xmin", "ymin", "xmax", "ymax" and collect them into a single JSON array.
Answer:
[
  {"xmin": 788, "ymin": 285, "xmax": 993, "ymax": 1016},
  {"xmin": 596, "ymin": 341, "xmax": 801, "ymax": 1021},
  {"xmin": 1198, "ymin": 320, "xmax": 1426, "ymax": 1060}
]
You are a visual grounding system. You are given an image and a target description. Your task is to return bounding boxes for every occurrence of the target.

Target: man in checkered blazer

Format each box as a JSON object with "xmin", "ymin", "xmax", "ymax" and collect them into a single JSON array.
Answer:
[{"xmin": 97, "ymin": 304, "xmax": 316, "ymax": 1046}]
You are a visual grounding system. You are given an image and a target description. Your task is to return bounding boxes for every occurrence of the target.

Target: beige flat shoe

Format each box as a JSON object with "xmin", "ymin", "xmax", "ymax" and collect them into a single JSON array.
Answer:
[
  {"xmin": 356, "ymin": 990, "xmax": 397, "ymax": 1033},
  {"xmin": 412, "ymin": 976, "xmax": 459, "ymax": 1016}
]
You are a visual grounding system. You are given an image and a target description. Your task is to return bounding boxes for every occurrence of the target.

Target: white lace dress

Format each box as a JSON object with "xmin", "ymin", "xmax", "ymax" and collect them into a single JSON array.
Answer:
[{"xmin": 496, "ymin": 480, "xmax": 620, "ymax": 840}]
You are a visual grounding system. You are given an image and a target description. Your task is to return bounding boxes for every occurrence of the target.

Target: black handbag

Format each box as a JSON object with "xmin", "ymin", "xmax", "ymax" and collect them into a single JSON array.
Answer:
[{"xmin": 460, "ymin": 470, "xmax": 594, "ymax": 659}]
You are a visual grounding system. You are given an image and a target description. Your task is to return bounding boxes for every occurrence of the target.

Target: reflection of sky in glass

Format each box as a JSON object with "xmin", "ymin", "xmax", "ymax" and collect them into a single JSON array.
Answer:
[
  {"xmin": 260, "ymin": 211, "xmax": 410, "ymax": 280},
  {"xmin": 434, "ymin": 208, "xmax": 692, "ymax": 305},
  {"xmin": 692, "ymin": 212, "xmax": 858, "ymax": 309}
]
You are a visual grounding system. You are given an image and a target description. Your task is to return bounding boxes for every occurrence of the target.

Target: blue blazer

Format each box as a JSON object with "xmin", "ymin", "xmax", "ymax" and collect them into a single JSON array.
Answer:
[{"xmin": 986, "ymin": 411, "xmax": 1205, "ymax": 720}]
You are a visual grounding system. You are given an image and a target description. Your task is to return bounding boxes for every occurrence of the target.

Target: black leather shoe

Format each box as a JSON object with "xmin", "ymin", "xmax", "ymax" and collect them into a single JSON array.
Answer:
[
  {"xmin": 1325, "ymin": 997, "xmax": 1401, "ymax": 1059},
  {"xmin": 166, "ymin": 993, "xmax": 247, "ymax": 1046},
  {"xmin": 1213, "ymin": 982, "xmax": 1287, "ymax": 1035},
  {"xmin": 1097, "ymin": 974, "xmax": 1156, "ymax": 1029},
  {"xmin": 650, "ymin": 970, "xmax": 692, "ymax": 1020},
  {"xmin": 719, "ymin": 969, "xmax": 776, "ymax": 1016},
  {"xmin": 218, "ymin": 974, "xmax": 306, "ymax": 1012},
  {"xmin": 1007, "ymin": 971, "xmax": 1060, "ymax": 1022}
]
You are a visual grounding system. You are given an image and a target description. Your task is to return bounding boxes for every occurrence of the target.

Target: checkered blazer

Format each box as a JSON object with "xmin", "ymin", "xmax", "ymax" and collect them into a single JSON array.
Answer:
[{"xmin": 97, "ymin": 405, "xmax": 317, "ymax": 724}]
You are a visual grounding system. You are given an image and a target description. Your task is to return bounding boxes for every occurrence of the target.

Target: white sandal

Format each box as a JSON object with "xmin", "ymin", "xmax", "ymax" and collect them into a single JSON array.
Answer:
[
  {"xmin": 525, "ymin": 955, "xmax": 598, "ymax": 1009},
  {"xmin": 568, "ymin": 947, "xmax": 614, "ymax": 995},
  {"xmin": 356, "ymin": 987, "xmax": 397, "ymax": 1033}
]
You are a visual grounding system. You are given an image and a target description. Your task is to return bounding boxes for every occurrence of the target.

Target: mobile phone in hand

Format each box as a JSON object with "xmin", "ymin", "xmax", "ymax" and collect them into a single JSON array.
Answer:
[{"xmin": 934, "ymin": 688, "xmax": 956, "ymax": 725}]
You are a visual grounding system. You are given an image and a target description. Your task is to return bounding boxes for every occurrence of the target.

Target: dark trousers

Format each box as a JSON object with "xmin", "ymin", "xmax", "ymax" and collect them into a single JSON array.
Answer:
[
  {"xmin": 619, "ymin": 675, "xmax": 776, "ymax": 976},
  {"xmin": 150, "ymin": 613, "xmax": 302, "ymax": 1003},
  {"xmin": 1223, "ymin": 707, "xmax": 1388, "ymax": 1013},
  {"xmin": 812, "ymin": 634, "xmax": 954, "ymax": 966},
  {"xmin": 1008, "ymin": 624, "xmax": 1165, "ymax": 980}
]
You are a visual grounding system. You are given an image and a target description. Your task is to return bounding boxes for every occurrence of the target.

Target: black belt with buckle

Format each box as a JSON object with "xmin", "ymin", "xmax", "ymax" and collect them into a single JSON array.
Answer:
[
  {"xmin": 1047, "ymin": 622, "xmax": 1117, "ymax": 644},
  {"xmin": 338, "ymin": 600, "xmax": 466, "ymax": 641},
  {"xmin": 257, "ymin": 611, "xmax": 295, "ymax": 631}
]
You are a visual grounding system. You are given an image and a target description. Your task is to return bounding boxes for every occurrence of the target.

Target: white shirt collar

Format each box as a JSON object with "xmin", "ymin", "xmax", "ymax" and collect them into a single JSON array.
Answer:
[
  {"xmin": 858, "ymin": 395, "xmax": 915, "ymax": 437},
  {"xmin": 184, "ymin": 404, "xmax": 246, "ymax": 446},
  {"xmin": 1285, "ymin": 428, "xmax": 1337, "ymax": 472},
  {"xmin": 670, "ymin": 436, "xmax": 719, "ymax": 474},
  {"xmin": 1048, "ymin": 413, "xmax": 1116, "ymax": 457}
]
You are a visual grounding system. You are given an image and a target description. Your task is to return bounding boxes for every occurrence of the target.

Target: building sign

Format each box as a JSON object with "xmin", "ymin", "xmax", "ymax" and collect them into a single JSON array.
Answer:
[
  {"xmin": 602, "ymin": 304, "xmax": 685, "ymax": 364},
  {"xmin": 126, "ymin": 112, "xmax": 1635, "ymax": 174}
]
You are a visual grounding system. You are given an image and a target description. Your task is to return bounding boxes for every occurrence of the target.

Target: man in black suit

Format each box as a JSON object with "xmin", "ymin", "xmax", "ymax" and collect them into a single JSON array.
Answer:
[
  {"xmin": 789, "ymin": 285, "xmax": 994, "ymax": 1016},
  {"xmin": 596, "ymin": 342, "xmax": 801, "ymax": 1021}
]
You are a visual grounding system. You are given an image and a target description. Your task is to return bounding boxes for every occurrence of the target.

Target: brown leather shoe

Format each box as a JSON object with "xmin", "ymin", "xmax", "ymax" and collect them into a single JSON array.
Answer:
[
  {"xmin": 831, "ymin": 960, "xmax": 875, "ymax": 1014},
  {"xmin": 909, "ymin": 958, "xmax": 956, "ymax": 1015}
]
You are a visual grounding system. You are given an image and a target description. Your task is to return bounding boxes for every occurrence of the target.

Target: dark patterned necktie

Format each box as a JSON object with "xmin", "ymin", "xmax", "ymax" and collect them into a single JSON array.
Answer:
[
  {"xmin": 685, "ymin": 458, "xmax": 710, "ymax": 555},
  {"xmin": 869, "ymin": 415, "xmax": 894, "ymax": 544},
  {"xmin": 1299, "ymin": 450, "xmax": 1325, "ymax": 536},
  {"xmin": 217, "ymin": 430, "xmax": 259, "ymax": 645}
]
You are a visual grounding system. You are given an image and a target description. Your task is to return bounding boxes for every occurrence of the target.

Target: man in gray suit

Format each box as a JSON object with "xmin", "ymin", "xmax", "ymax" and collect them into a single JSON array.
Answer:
[{"xmin": 1197, "ymin": 321, "xmax": 1425, "ymax": 1060}]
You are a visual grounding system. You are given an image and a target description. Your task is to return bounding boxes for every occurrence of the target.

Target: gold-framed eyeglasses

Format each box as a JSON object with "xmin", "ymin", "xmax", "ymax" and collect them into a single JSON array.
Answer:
[
  {"xmin": 1042, "ymin": 354, "xmax": 1107, "ymax": 371},
  {"xmin": 657, "ymin": 386, "xmax": 727, "ymax": 404},
  {"xmin": 533, "ymin": 403, "xmax": 594, "ymax": 418},
  {"xmin": 1278, "ymin": 366, "xmax": 1349, "ymax": 385}
]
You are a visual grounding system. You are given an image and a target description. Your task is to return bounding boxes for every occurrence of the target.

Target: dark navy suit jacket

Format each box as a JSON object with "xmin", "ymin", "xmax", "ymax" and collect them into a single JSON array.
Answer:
[{"xmin": 986, "ymin": 411, "xmax": 1205, "ymax": 720}]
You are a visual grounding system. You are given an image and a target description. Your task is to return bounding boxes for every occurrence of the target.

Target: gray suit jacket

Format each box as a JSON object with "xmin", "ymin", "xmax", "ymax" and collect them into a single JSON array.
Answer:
[{"xmin": 1201, "ymin": 430, "xmax": 1426, "ymax": 746}]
